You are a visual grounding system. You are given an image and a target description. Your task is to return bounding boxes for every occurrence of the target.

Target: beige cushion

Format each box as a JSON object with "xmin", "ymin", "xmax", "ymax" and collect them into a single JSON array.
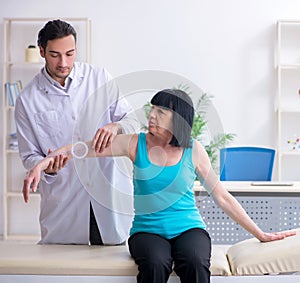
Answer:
[
  {"xmin": 227, "ymin": 228, "xmax": 300, "ymax": 275},
  {"xmin": 0, "ymin": 242, "xmax": 231, "ymax": 276},
  {"xmin": 210, "ymin": 245, "xmax": 231, "ymax": 276},
  {"xmin": 0, "ymin": 244, "xmax": 138, "ymax": 276}
]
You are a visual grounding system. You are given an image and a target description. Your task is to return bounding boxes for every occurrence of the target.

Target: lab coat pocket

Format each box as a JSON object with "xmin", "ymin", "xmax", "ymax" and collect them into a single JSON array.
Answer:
[{"xmin": 35, "ymin": 110, "xmax": 62, "ymax": 138}]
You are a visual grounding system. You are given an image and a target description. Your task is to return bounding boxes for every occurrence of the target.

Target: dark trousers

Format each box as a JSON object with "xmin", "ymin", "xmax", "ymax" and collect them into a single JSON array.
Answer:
[
  {"xmin": 128, "ymin": 228, "xmax": 211, "ymax": 283},
  {"xmin": 89, "ymin": 202, "xmax": 103, "ymax": 245}
]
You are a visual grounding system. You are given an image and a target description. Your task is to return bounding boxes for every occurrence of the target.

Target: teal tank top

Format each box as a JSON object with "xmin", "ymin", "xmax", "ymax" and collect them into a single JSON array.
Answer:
[{"xmin": 130, "ymin": 133, "xmax": 206, "ymax": 239}]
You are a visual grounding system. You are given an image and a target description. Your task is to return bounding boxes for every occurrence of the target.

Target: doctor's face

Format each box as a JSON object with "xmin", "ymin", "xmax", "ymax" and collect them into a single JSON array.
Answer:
[{"xmin": 40, "ymin": 34, "xmax": 76, "ymax": 86}]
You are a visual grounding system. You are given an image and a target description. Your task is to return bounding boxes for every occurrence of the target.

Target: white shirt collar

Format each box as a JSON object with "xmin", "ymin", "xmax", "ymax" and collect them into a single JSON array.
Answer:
[{"xmin": 42, "ymin": 65, "xmax": 74, "ymax": 92}]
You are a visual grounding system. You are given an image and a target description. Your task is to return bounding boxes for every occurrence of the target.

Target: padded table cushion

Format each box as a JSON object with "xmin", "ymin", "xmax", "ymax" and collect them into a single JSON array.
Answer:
[
  {"xmin": 210, "ymin": 245, "xmax": 231, "ymax": 276},
  {"xmin": 0, "ymin": 244, "xmax": 137, "ymax": 276},
  {"xmin": 0, "ymin": 243, "xmax": 231, "ymax": 276},
  {"xmin": 227, "ymin": 228, "xmax": 300, "ymax": 275}
]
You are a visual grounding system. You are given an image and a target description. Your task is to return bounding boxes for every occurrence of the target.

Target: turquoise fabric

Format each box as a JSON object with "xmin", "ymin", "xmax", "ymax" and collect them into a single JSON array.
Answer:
[{"xmin": 130, "ymin": 133, "xmax": 206, "ymax": 239}]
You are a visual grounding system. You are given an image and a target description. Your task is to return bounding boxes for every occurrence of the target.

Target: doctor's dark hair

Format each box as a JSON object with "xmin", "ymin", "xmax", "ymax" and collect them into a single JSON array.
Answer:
[
  {"xmin": 151, "ymin": 89, "xmax": 194, "ymax": 148},
  {"xmin": 37, "ymin": 19, "xmax": 77, "ymax": 50}
]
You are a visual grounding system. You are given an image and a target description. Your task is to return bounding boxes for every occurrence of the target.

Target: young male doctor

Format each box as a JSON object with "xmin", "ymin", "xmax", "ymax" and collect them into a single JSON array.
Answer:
[{"xmin": 15, "ymin": 19, "xmax": 139, "ymax": 245}]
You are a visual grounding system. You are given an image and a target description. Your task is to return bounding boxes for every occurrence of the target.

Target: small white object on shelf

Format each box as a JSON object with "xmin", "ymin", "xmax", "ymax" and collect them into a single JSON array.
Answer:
[{"xmin": 25, "ymin": 45, "xmax": 39, "ymax": 63}]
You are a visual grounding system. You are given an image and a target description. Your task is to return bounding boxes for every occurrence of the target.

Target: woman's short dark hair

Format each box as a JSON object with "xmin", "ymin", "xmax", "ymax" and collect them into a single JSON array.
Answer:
[
  {"xmin": 151, "ymin": 89, "xmax": 194, "ymax": 148},
  {"xmin": 37, "ymin": 19, "xmax": 77, "ymax": 50}
]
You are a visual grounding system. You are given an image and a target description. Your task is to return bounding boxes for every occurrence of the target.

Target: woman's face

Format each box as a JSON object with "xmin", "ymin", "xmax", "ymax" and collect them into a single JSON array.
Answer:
[{"xmin": 148, "ymin": 105, "xmax": 173, "ymax": 136}]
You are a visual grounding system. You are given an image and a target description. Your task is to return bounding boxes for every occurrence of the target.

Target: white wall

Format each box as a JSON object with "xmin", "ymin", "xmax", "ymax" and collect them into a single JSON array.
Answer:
[{"xmin": 1, "ymin": 0, "xmax": 300, "ymax": 235}]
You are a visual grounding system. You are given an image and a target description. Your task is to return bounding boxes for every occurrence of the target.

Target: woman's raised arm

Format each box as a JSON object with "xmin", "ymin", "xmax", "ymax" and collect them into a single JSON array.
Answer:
[{"xmin": 22, "ymin": 134, "xmax": 137, "ymax": 203}]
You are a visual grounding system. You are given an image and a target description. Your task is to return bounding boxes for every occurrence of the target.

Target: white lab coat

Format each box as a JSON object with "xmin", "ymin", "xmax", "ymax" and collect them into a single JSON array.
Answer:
[{"xmin": 15, "ymin": 62, "xmax": 138, "ymax": 244}]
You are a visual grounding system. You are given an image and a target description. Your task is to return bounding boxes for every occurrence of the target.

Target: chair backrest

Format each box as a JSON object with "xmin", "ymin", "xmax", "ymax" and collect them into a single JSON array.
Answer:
[{"xmin": 219, "ymin": 146, "xmax": 275, "ymax": 181}]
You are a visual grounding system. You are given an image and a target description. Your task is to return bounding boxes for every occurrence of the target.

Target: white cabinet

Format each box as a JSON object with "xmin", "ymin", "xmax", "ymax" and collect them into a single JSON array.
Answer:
[
  {"xmin": 1, "ymin": 17, "xmax": 91, "ymax": 240},
  {"xmin": 276, "ymin": 20, "xmax": 300, "ymax": 181}
]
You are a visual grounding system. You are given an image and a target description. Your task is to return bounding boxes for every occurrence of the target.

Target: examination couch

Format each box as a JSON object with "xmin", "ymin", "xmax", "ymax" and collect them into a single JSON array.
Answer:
[{"xmin": 0, "ymin": 227, "xmax": 300, "ymax": 283}]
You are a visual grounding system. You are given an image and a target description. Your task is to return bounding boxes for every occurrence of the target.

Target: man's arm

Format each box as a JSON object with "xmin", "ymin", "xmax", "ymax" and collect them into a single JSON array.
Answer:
[
  {"xmin": 93, "ymin": 84, "xmax": 140, "ymax": 153},
  {"xmin": 92, "ymin": 122, "xmax": 122, "ymax": 153},
  {"xmin": 15, "ymin": 96, "xmax": 45, "ymax": 170}
]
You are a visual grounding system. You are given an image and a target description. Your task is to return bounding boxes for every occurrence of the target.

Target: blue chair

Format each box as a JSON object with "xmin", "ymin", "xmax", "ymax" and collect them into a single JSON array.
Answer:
[{"xmin": 219, "ymin": 147, "xmax": 275, "ymax": 181}]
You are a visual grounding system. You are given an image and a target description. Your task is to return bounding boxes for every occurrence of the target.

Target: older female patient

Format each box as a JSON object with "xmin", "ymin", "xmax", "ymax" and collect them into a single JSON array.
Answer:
[{"xmin": 23, "ymin": 89, "xmax": 295, "ymax": 283}]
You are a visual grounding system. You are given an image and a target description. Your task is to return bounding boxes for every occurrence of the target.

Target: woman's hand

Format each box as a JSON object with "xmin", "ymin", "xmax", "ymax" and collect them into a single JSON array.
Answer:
[
  {"xmin": 23, "ymin": 164, "xmax": 43, "ymax": 203},
  {"xmin": 258, "ymin": 230, "xmax": 296, "ymax": 242},
  {"xmin": 22, "ymin": 152, "xmax": 68, "ymax": 203}
]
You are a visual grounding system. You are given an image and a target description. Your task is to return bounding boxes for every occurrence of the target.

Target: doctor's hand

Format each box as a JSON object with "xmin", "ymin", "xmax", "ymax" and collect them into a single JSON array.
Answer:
[
  {"xmin": 23, "ymin": 151, "xmax": 68, "ymax": 203},
  {"xmin": 44, "ymin": 149, "xmax": 68, "ymax": 174},
  {"xmin": 92, "ymin": 123, "xmax": 122, "ymax": 153}
]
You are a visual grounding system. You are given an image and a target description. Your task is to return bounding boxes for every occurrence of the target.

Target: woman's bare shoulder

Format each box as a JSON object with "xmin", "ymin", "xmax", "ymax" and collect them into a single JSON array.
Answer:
[{"xmin": 192, "ymin": 139, "xmax": 211, "ymax": 167}]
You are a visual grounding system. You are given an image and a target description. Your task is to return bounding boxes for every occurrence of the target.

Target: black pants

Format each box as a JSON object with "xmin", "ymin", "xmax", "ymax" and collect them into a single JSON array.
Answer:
[
  {"xmin": 89, "ymin": 203, "xmax": 103, "ymax": 245},
  {"xmin": 128, "ymin": 228, "xmax": 211, "ymax": 283}
]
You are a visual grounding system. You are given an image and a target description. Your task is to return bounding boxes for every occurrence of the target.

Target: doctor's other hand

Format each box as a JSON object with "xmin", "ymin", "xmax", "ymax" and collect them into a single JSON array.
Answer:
[
  {"xmin": 92, "ymin": 123, "xmax": 121, "ymax": 153},
  {"xmin": 23, "ymin": 151, "xmax": 69, "ymax": 203},
  {"xmin": 44, "ymin": 149, "xmax": 69, "ymax": 174}
]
